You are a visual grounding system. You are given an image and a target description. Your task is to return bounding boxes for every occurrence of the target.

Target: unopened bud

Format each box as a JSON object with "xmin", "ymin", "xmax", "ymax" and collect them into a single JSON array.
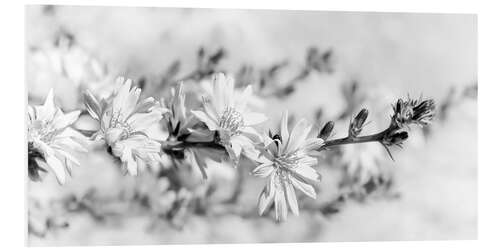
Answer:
[
  {"xmin": 349, "ymin": 108, "xmax": 369, "ymax": 137},
  {"xmin": 382, "ymin": 130, "xmax": 409, "ymax": 146},
  {"xmin": 318, "ymin": 121, "xmax": 335, "ymax": 140}
]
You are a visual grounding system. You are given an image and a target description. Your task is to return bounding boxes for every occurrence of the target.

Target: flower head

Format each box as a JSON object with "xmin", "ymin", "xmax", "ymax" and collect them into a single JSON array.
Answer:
[
  {"xmin": 28, "ymin": 89, "xmax": 87, "ymax": 184},
  {"xmin": 392, "ymin": 97, "xmax": 435, "ymax": 127},
  {"xmin": 253, "ymin": 111, "xmax": 323, "ymax": 221},
  {"xmin": 161, "ymin": 83, "xmax": 216, "ymax": 178},
  {"xmin": 84, "ymin": 77, "xmax": 165, "ymax": 176},
  {"xmin": 162, "ymin": 83, "xmax": 199, "ymax": 140},
  {"xmin": 191, "ymin": 73, "xmax": 267, "ymax": 162}
]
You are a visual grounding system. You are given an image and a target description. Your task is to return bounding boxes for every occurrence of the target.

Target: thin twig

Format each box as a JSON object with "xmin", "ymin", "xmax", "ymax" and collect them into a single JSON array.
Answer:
[
  {"xmin": 162, "ymin": 140, "xmax": 225, "ymax": 153},
  {"xmin": 319, "ymin": 127, "xmax": 391, "ymax": 150}
]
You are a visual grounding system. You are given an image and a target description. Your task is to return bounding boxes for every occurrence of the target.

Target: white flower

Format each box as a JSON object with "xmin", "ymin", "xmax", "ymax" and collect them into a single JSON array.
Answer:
[
  {"xmin": 162, "ymin": 83, "xmax": 216, "ymax": 178},
  {"xmin": 84, "ymin": 77, "xmax": 165, "ymax": 176},
  {"xmin": 28, "ymin": 89, "xmax": 87, "ymax": 184},
  {"xmin": 200, "ymin": 78, "xmax": 265, "ymax": 109},
  {"xmin": 163, "ymin": 83, "xmax": 198, "ymax": 139},
  {"xmin": 191, "ymin": 73, "xmax": 267, "ymax": 162},
  {"xmin": 253, "ymin": 111, "xmax": 323, "ymax": 221}
]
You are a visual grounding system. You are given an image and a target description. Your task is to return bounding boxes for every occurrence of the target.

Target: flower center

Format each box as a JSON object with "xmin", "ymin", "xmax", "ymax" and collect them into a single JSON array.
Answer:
[
  {"xmin": 274, "ymin": 153, "xmax": 301, "ymax": 170},
  {"xmin": 28, "ymin": 120, "xmax": 58, "ymax": 143},
  {"xmin": 219, "ymin": 107, "xmax": 244, "ymax": 134},
  {"xmin": 109, "ymin": 111, "xmax": 133, "ymax": 138}
]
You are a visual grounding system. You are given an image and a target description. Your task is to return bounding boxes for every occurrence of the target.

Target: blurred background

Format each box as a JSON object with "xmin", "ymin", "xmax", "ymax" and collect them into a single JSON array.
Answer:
[{"xmin": 26, "ymin": 5, "xmax": 477, "ymax": 245}]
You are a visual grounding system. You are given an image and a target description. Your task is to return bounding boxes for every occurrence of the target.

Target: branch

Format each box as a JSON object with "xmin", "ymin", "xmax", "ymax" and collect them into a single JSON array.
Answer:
[
  {"xmin": 320, "ymin": 128, "xmax": 389, "ymax": 149},
  {"xmin": 161, "ymin": 140, "xmax": 225, "ymax": 154}
]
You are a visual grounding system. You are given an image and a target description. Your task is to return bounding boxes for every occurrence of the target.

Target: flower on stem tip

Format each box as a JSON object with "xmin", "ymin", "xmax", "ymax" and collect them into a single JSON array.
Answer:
[
  {"xmin": 28, "ymin": 89, "xmax": 87, "ymax": 184},
  {"xmin": 191, "ymin": 73, "xmax": 267, "ymax": 163},
  {"xmin": 253, "ymin": 111, "xmax": 323, "ymax": 221},
  {"xmin": 392, "ymin": 97, "xmax": 435, "ymax": 128},
  {"xmin": 84, "ymin": 77, "xmax": 166, "ymax": 176}
]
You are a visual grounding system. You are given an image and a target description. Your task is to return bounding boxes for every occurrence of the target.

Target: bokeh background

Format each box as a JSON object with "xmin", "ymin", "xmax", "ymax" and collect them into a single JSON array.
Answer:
[{"xmin": 26, "ymin": 5, "xmax": 477, "ymax": 245}]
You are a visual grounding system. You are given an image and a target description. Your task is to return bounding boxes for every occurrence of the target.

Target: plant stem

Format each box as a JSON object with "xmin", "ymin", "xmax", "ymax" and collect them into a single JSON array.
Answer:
[
  {"xmin": 319, "ymin": 127, "xmax": 391, "ymax": 151},
  {"xmin": 162, "ymin": 140, "xmax": 225, "ymax": 153}
]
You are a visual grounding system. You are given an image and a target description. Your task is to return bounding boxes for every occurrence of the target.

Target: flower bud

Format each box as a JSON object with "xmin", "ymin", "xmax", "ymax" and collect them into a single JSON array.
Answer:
[
  {"xmin": 392, "ymin": 97, "xmax": 436, "ymax": 127},
  {"xmin": 349, "ymin": 108, "xmax": 369, "ymax": 137},
  {"xmin": 382, "ymin": 130, "xmax": 409, "ymax": 146},
  {"xmin": 318, "ymin": 121, "xmax": 335, "ymax": 140}
]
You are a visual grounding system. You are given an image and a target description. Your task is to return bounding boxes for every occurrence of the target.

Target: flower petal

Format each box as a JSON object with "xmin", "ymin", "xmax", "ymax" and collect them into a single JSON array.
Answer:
[
  {"xmin": 258, "ymin": 183, "xmax": 274, "ymax": 215},
  {"xmin": 123, "ymin": 86, "xmax": 141, "ymax": 118},
  {"xmin": 240, "ymin": 126, "xmax": 262, "ymax": 142},
  {"xmin": 38, "ymin": 89, "xmax": 56, "ymax": 121},
  {"xmin": 243, "ymin": 112, "xmax": 267, "ymax": 126},
  {"xmin": 280, "ymin": 111, "xmax": 290, "ymax": 146},
  {"xmin": 286, "ymin": 119, "xmax": 312, "ymax": 153},
  {"xmin": 301, "ymin": 138, "xmax": 324, "ymax": 152},
  {"xmin": 274, "ymin": 186, "xmax": 288, "ymax": 221},
  {"xmin": 45, "ymin": 154, "xmax": 66, "ymax": 184},
  {"xmin": 83, "ymin": 90, "xmax": 101, "ymax": 120},
  {"xmin": 112, "ymin": 77, "xmax": 132, "ymax": 110},
  {"xmin": 252, "ymin": 162, "xmax": 275, "ymax": 178},
  {"xmin": 202, "ymin": 99, "xmax": 219, "ymax": 121},
  {"xmin": 232, "ymin": 135, "xmax": 260, "ymax": 160},
  {"xmin": 258, "ymin": 173, "xmax": 278, "ymax": 215},
  {"xmin": 53, "ymin": 147, "xmax": 80, "ymax": 167},
  {"xmin": 191, "ymin": 110, "xmax": 219, "ymax": 130},
  {"xmin": 294, "ymin": 164, "xmax": 321, "ymax": 182},
  {"xmin": 290, "ymin": 177, "xmax": 317, "ymax": 199},
  {"xmin": 230, "ymin": 139, "xmax": 243, "ymax": 159},
  {"xmin": 53, "ymin": 110, "xmax": 81, "ymax": 130},
  {"xmin": 235, "ymin": 85, "xmax": 252, "ymax": 110},
  {"xmin": 122, "ymin": 148, "xmax": 138, "ymax": 176},
  {"xmin": 284, "ymin": 180, "xmax": 299, "ymax": 216},
  {"xmin": 134, "ymin": 97, "xmax": 157, "ymax": 114},
  {"xmin": 212, "ymin": 73, "xmax": 227, "ymax": 113},
  {"xmin": 27, "ymin": 105, "xmax": 36, "ymax": 122},
  {"xmin": 188, "ymin": 149, "xmax": 208, "ymax": 179},
  {"xmin": 128, "ymin": 111, "xmax": 162, "ymax": 132}
]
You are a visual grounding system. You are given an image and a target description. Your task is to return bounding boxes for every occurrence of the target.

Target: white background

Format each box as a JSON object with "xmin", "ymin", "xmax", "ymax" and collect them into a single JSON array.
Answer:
[{"xmin": 0, "ymin": 0, "xmax": 496, "ymax": 249}]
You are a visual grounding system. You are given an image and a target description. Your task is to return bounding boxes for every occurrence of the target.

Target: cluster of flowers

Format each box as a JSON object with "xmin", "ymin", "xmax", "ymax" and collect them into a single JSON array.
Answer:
[{"xmin": 27, "ymin": 72, "xmax": 435, "ymax": 221}]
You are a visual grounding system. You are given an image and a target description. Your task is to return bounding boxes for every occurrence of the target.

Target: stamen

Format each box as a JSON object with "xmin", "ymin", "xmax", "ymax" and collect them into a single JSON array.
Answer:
[
  {"xmin": 219, "ymin": 107, "xmax": 244, "ymax": 134},
  {"xmin": 274, "ymin": 152, "xmax": 301, "ymax": 170},
  {"xmin": 110, "ymin": 111, "xmax": 133, "ymax": 138}
]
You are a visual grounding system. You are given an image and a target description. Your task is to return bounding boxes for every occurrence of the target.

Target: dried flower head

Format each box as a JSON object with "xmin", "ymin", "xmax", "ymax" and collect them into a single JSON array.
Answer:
[
  {"xmin": 392, "ymin": 97, "xmax": 435, "ymax": 127},
  {"xmin": 253, "ymin": 111, "xmax": 323, "ymax": 221},
  {"xmin": 28, "ymin": 89, "xmax": 87, "ymax": 184}
]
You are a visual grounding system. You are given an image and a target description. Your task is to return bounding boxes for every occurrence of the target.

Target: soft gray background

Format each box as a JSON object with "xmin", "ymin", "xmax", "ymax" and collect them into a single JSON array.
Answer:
[{"xmin": 26, "ymin": 5, "xmax": 477, "ymax": 245}]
